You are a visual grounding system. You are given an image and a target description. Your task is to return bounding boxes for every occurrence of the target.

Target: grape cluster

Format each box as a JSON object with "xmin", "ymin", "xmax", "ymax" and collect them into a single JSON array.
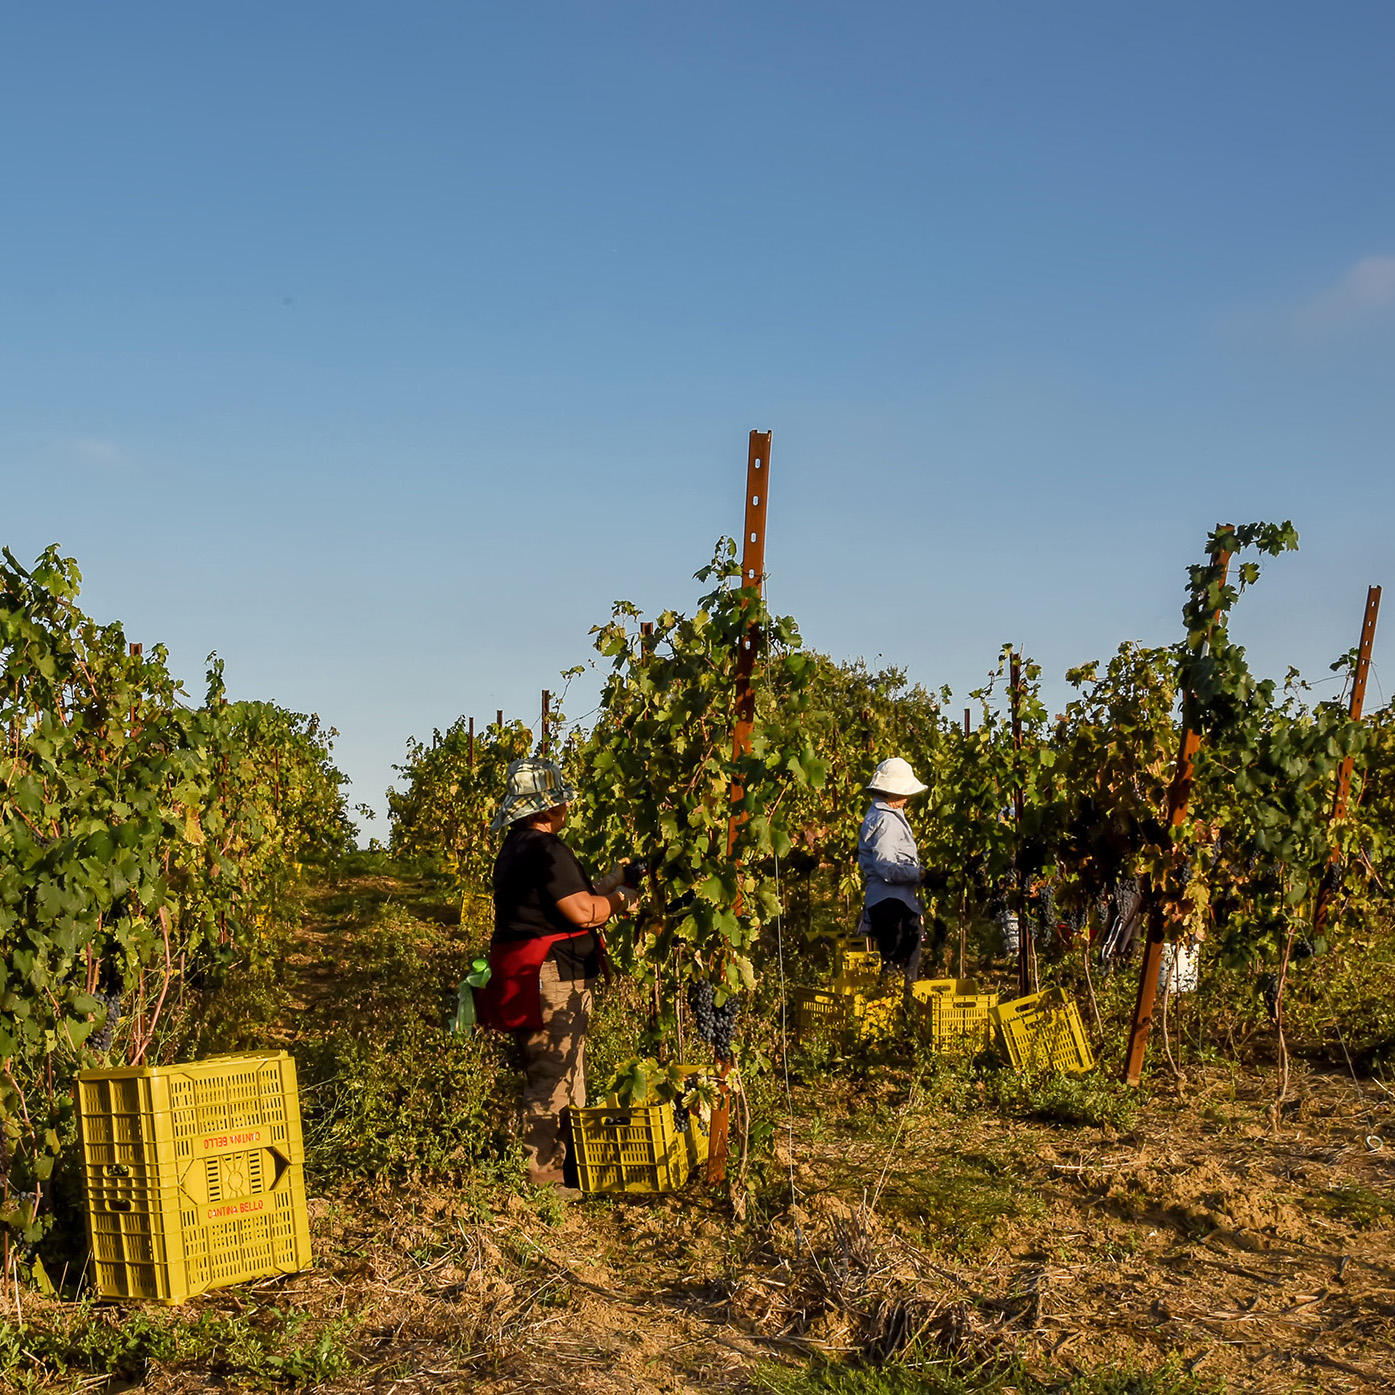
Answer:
[
  {"xmin": 711, "ymin": 997, "xmax": 740, "ymax": 1060},
  {"xmin": 671, "ymin": 1100, "xmax": 690, "ymax": 1135},
  {"xmin": 89, "ymin": 990, "xmax": 122, "ymax": 1054},
  {"xmin": 687, "ymin": 980, "xmax": 715, "ymax": 1041},
  {"xmin": 686, "ymin": 981, "xmax": 741, "ymax": 1059},
  {"xmin": 1257, "ymin": 972, "xmax": 1280, "ymax": 1023}
]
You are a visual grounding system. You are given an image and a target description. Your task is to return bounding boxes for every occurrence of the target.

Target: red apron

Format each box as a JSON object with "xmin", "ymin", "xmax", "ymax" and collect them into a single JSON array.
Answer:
[{"xmin": 475, "ymin": 930, "xmax": 596, "ymax": 1033}]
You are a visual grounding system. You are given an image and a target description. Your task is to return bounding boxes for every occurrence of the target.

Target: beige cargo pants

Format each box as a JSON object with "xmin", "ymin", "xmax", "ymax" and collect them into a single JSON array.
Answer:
[{"xmin": 514, "ymin": 958, "xmax": 593, "ymax": 1173}]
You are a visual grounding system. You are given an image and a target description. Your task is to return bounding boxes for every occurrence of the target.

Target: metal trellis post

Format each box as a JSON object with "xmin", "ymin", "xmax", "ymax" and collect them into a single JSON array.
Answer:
[
  {"xmin": 707, "ymin": 429, "xmax": 771, "ymax": 1186},
  {"xmin": 1010, "ymin": 650, "xmax": 1036, "ymax": 997},
  {"xmin": 1314, "ymin": 585, "xmax": 1382, "ymax": 938}
]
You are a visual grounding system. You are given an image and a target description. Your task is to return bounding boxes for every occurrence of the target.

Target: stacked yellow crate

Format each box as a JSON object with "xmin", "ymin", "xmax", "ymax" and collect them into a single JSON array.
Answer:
[
  {"xmin": 832, "ymin": 947, "xmax": 882, "ymax": 992},
  {"xmin": 791, "ymin": 944, "xmax": 884, "ymax": 1038}
]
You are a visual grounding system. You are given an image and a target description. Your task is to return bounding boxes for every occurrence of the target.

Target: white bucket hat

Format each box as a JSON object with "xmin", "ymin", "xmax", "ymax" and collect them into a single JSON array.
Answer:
[
  {"xmin": 866, "ymin": 757, "xmax": 928, "ymax": 798},
  {"xmin": 490, "ymin": 757, "xmax": 578, "ymax": 831}
]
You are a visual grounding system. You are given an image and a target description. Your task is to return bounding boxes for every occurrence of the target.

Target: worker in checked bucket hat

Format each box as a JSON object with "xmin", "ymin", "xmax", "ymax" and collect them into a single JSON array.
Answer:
[
  {"xmin": 473, "ymin": 757, "xmax": 640, "ymax": 1189},
  {"xmin": 857, "ymin": 757, "xmax": 930, "ymax": 997}
]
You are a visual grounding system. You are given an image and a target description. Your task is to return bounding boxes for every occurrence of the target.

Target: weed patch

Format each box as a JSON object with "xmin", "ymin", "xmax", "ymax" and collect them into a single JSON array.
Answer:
[
  {"xmin": 879, "ymin": 1150, "xmax": 1046, "ymax": 1256},
  {"xmin": 299, "ymin": 1019, "xmax": 516, "ymax": 1182},
  {"xmin": 752, "ymin": 1352, "xmax": 1222, "ymax": 1395},
  {"xmin": 1315, "ymin": 1183, "xmax": 1395, "ymax": 1228},
  {"xmin": 0, "ymin": 1302, "xmax": 354, "ymax": 1390},
  {"xmin": 284, "ymin": 900, "xmax": 518, "ymax": 1184},
  {"xmin": 981, "ymin": 1069, "xmax": 1138, "ymax": 1132}
]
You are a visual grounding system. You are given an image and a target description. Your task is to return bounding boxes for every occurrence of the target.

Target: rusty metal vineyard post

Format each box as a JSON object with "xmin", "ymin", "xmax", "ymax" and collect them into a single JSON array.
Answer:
[
  {"xmin": 1314, "ymin": 585, "xmax": 1382, "ymax": 939},
  {"xmin": 1009, "ymin": 650, "xmax": 1036, "ymax": 998},
  {"xmin": 958, "ymin": 707, "xmax": 971, "ymax": 977},
  {"xmin": 1122, "ymin": 536, "xmax": 1233, "ymax": 1087},
  {"xmin": 128, "ymin": 642, "xmax": 142, "ymax": 735},
  {"xmin": 707, "ymin": 429, "xmax": 772, "ymax": 1187}
]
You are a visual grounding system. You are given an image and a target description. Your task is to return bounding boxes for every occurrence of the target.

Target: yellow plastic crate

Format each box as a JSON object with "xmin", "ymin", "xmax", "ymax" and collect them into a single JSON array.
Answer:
[
  {"xmin": 989, "ymin": 988, "xmax": 1095, "ymax": 1075},
  {"xmin": 791, "ymin": 986, "xmax": 862, "ymax": 1037},
  {"xmin": 76, "ymin": 1051, "xmax": 311, "ymax": 1304},
  {"xmin": 570, "ymin": 1103, "xmax": 708, "ymax": 1194},
  {"xmin": 921, "ymin": 991, "xmax": 998, "ymax": 1051},
  {"xmin": 791, "ymin": 986, "xmax": 913, "ymax": 1046},
  {"xmin": 832, "ymin": 948, "xmax": 882, "ymax": 993}
]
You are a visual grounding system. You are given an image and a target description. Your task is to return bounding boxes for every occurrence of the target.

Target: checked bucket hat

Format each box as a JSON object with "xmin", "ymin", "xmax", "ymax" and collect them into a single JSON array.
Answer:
[{"xmin": 490, "ymin": 758, "xmax": 578, "ymax": 831}]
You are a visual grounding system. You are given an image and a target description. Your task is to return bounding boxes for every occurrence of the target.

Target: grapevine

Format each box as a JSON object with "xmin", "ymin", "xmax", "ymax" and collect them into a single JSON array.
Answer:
[
  {"xmin": 570, "ymin": 538, "xmax": 826, "ymax": 1006},
  {"xmin": 0, "ymin": 545, "xmax": 355, "ymax": 1248}
]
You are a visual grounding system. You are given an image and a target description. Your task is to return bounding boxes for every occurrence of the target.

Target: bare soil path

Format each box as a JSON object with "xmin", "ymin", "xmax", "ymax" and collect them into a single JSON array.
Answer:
[{"xmin": 14, "ymin": 868, "xmax": 1393, "ymax": 1394}]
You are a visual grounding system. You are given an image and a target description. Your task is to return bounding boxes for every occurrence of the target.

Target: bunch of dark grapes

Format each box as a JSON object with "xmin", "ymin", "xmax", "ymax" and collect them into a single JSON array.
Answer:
[
  {"xmin": 688, "ymin": 981, "xmax": 741, "ymax": 1059},
  {"xmin": 687, "ymin": 980, "xmax": 716, "ymax": 1042},
  {"xmin": 672, "ymin": 1073, "xmax": 702, "ymax": 1136},
  {"xmin": 1257, "ymin": 972, "xmax": 1280, "ymax": 1023},
  {"xmin": 89, "ymin": 990, "xmax": 122, "ymax": 1053},
  {"xmin": 711, "ymin": 996, "xmax": 740, "ymax": 1060}
]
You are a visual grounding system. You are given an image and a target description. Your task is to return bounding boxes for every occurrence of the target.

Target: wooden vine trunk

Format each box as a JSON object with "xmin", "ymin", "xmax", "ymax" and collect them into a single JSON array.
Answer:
[{"xmin": 1122, "ymin": 540, "xmax": 1232, "ymax": 1087}]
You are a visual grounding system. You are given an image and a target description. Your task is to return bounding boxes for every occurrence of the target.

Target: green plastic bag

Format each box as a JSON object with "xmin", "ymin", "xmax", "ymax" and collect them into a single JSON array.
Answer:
[{"xmin": 449, "ymin": 957, "xmax": 492, "ymax": 1036}]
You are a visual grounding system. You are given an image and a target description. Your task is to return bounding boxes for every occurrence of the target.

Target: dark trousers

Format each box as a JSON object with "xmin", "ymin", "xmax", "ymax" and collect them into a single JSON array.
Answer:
[{"xmin": 867, "ymin": 898, "xmax": 923, "ymax": 972}]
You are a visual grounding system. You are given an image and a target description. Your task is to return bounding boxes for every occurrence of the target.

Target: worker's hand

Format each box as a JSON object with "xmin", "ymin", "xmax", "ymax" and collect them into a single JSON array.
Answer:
[
  {"xmin": 594, "ymin": 861, "xmax": 630, "ymax": 895},
  {"xmin": 614, "ymin": 883, "xmax": 642, "ymax": 913}
]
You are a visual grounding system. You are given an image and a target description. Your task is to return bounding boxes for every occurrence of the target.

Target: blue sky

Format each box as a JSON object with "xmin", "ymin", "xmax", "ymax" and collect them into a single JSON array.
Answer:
[{"xmin": 4, "ymin": 3, "xmax": 1393, "ymax": 830}]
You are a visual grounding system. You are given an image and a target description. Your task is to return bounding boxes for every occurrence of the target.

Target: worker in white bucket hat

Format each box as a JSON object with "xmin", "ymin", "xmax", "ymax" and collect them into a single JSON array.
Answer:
[{"xmin": 857, "ymin": 757, "xmax": 929, "ymax": 994}]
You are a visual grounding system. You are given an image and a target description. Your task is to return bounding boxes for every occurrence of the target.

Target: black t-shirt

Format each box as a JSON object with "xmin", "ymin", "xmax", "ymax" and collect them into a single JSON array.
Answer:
[{"xmin": 492, "ymin": 826, "xmax": 594, "ymax": 942}]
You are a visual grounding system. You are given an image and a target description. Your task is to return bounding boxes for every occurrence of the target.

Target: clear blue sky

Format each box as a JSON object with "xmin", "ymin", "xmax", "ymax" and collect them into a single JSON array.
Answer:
[{"xmin": 4, "ymin": 3, "xmax": 1393, "ymax": 831}]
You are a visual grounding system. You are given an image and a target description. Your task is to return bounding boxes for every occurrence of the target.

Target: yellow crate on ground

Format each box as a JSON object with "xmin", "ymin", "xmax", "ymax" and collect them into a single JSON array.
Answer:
[
  {"xmin": 791, "ymin": 985, "xmax": 862, "ymax": 1037},
  {"xmin": 76, "ymin": 1051, "xmax": 311, "ymax": 1304},
  {"xmin": 791, "ymin": 986, "xmax": 913, "ymax": 1046},
  {"xmin": 570, "ymin": 1103, "xmax": 707, "ymax": 1194},
  {"xmin": 832, "ymin": 948, "xmax": 882, "ymax": 993},
  {"xmin": 922, "ymin": 991, "xmax": 999, "ymax": 1051},
  {"xmin": 989, "ymin": 987, "xmax": 1095, "ymax": 1075}
]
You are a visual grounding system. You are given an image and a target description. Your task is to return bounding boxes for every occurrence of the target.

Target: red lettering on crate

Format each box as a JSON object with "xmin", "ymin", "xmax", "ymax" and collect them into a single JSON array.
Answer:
[
  {"xmin": 206, "ymin": 1197, "xmax": 266, "ymax": 1222},
  {"xmin": 201, "ymin": 1128, "xmax": 264, "ymax": 1152}
]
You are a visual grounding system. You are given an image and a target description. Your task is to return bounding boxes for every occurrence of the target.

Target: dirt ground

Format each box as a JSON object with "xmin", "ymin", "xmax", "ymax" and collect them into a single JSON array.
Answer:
[
  {"xmin": 30, "ymin": 1059, "xmax": 1381, "ymax": 1394},
  {"xmin": 10, "ymin": 873, "xmax": 1394, "ymax": 1394},
  {"xmin": 353, "ymin": 1069, "xmax": 1395, "ymax": 1392}
]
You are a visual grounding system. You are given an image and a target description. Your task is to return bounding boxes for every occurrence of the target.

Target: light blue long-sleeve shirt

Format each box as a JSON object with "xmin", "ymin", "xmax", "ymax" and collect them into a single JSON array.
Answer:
[{"xmin": 857, "ymin": 799, "xmax": 922, "ymax": 911}]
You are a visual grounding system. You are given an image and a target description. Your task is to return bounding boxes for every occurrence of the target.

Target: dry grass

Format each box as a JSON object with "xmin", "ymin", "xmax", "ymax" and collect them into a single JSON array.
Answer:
[
  {"xmin": 7, "ymin": 867, "xmax": 1394, "ymax": 1393},
  {"xmin": 11, "ymin": 1062, "xmax": 1388, "ymax": 1393}
]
